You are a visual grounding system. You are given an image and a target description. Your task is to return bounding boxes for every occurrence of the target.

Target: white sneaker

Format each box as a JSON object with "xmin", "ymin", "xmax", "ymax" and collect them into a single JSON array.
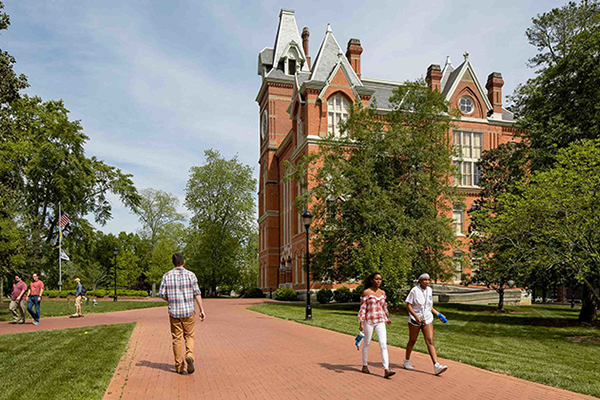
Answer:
[
  {"xmin": 403, "ymin": 359, "xmax": 414, "ymax": 370},
  {"xmin": 434, "ymin": 363, "xmax": 448, "ymax": 375},
  {"xmin": 33, "ymin": 321, "xmax": 39, "ymax": 326}
]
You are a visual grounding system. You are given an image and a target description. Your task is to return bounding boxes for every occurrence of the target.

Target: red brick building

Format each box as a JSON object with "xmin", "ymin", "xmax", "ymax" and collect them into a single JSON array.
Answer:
[{"xmin": 256, "ymin": 9, "xmax": 517, "ymax": 296}]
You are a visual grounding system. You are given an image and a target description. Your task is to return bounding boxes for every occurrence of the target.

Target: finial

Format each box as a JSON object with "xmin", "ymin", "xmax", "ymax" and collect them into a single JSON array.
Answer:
[
  {"xmin": 326, "ymin": 23, "xmax": 332, "ymax": 33},
  {"xmin": 445, "ymin": 55, "xmax": 452, "ymax": 66},
  {"xmin": 463, "ymin": 51, "xmax": 469, "ymax": 61}
]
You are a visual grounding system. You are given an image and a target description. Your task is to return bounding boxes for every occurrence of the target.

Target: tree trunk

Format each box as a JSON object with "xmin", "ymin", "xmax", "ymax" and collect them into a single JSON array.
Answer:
[
  {"xmin": 579, "ymin": 284, "xmax": 598, "ymax": 323},
  {"xmin": 497, "ymin": 288, "xmax": 505, "ymax": 310},
  {"xmin": 542, "ymin": 287, "xmax": 547, "ymax": 303}
]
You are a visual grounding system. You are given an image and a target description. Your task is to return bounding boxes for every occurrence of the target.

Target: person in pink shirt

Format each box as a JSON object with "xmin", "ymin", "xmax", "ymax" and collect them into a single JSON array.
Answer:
[
  {"xmin": 9, "ymin": 275, "xmax": 27, "ymax": 324},
  {"xmin": 26, "ymin": 273, "xmax": 44, "ymax": 326},
  {"xmin": 358, "ymin": 272, "xmax": 395, "ymax": 379}
]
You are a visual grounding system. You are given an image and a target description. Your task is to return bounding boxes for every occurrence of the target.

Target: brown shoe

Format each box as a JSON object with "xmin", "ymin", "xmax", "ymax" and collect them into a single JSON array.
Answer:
[
  {"xmin": 384, "ymin": 369, "xmax": 396, "ymax": 379},
  {"xmin": 361, "ymin": 366, "xmax": 370, "ymax": 374},
  {"xmin": 186, "ymin": 356, "xmax": 195, "ymax": 374}
]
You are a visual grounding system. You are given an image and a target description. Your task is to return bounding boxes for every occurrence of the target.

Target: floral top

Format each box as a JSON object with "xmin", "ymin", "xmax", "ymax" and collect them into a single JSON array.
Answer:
[{"xmin": 358, "ymin": 293, "xmax": 389, "ymax": 324}]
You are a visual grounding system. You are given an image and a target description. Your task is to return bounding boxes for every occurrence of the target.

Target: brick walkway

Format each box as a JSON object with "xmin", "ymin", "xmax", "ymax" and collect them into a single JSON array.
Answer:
[{"xmin": 1, "ymin": 299, "xmax": 593, "ymax": 399}]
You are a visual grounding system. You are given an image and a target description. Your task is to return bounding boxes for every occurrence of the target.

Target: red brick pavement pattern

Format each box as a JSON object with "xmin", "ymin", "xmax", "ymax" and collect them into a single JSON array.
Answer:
[
  {"xmin": 1, "ymin": 299, "xmax": 593, "ymax": 399},
  {"xmin": 104, "ymin": 299, "xmax": 591, "ymax": 400}
]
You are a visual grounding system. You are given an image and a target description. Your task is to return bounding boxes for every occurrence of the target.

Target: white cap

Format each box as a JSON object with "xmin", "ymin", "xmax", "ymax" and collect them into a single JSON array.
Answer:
[{"xmin": 418, "ymin": 273, "xmax": 430, "ymax": 281}]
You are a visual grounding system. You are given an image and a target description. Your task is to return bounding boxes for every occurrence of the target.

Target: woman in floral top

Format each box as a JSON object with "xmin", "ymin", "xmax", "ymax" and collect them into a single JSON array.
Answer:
[{"xmin": 358, "ymin": 272, "xmax": 396, "ymax": 378}]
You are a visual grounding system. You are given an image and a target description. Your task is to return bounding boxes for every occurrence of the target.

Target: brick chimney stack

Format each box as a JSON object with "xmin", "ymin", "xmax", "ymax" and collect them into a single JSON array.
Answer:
[
  {"xmin": 346, "ymin": 38, "xmax": 363, "ymax": 78},
  {"xmin": 302, "ymin": 27, "xmax": 311, "ymax": 70},
  {"xmin": 426, "ymin": 64, "xmax": 442, "ymax": 92},
  {"xmin": 486, "ymin": 72, "xmax": 504, "ymax": 115}
]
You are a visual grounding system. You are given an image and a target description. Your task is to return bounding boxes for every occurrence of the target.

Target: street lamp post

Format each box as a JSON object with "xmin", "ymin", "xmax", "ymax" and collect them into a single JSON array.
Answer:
[
  {"xmin": 113, "ymin": 247, "xmax": 118, "ymax": 302},
  {"xmin": 302, "ymin": 209, "xmax": 313, "ymax": 321}
]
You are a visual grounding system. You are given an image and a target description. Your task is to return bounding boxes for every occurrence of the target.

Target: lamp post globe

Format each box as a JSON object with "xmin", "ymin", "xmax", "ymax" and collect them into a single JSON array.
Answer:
[
  {"xmin": 302, "ymin": 209, "xmax": 313, "ymax": 321},
  {"xmin": 113, "ymin": 247, "xmax": 118, "ymax": 302}
]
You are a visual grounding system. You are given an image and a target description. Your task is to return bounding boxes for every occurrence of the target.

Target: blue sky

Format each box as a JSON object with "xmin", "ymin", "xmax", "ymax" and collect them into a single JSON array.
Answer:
[{"xmin": 3, "ymin": 0, "xmax": 567, "ymax": 234}]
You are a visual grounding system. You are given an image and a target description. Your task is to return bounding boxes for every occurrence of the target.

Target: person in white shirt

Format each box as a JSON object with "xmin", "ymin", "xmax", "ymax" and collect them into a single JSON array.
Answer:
[{"xmin": 403, "ymin": 273, "xmax": 448, "ymax": 375}]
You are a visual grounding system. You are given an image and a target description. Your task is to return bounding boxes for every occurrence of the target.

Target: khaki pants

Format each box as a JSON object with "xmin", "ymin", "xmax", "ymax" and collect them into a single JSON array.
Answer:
[
  {"xmin": 9, "ymin": 299, "xmax": 26, "ymax": 322},
  {"xmin": 169, "ymin": 314, "xmax": 195, "ymax": 372}
]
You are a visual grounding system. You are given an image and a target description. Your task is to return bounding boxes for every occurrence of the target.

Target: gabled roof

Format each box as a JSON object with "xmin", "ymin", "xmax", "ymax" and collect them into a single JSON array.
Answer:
[
  {"xmin": 440, "ymin": 56, "xmax": 454, "ymax": 93},
  {"xmin": 272, "ymin": 9, "xmax": 309, "ymax": 72},
  {"xmin": 442, "ymin": 52, "xmax": 492, "ymax": 112},
  {"xmin": 310, "ymin": 24, "xmax": 362, "ymax": 87}
]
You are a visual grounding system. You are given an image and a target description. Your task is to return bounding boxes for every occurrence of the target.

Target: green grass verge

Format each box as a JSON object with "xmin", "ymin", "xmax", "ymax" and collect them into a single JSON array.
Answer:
[
  {"xmin": 248, "ymin": 302, "xmax": 600, "ymax": 397},
  {"xmin": 0, "ymin": 299, "xmax": 166, "ymax": 321},
  {"xmin": 0, "ymin": 323, "xmax": 135, "ymax": 400}
]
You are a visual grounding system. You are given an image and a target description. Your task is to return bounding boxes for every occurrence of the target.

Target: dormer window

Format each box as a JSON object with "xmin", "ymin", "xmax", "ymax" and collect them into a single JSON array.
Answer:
[
  {"xmin": 327, "ymin": 94, "xmax": 350, "ymax": 137},
  {"xmin": 289, "ymin": 59, "xmax": 296, "ymax": 75}
]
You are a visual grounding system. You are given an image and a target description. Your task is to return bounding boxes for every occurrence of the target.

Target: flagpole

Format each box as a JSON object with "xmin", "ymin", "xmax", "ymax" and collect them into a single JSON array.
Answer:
[{"xmin": 59, "ymin": 202, "xmax": 62, "ymax": 292}]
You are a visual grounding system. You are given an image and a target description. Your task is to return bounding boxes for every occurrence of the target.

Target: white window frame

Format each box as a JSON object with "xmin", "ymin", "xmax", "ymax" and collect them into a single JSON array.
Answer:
[
  {"xmin": 453, "ymin": 131, "xmax": 482, "ymax": 187},
  {"xmin": 327, "ymin": 94, "xmax": 350, "ymax": 138},
  {"xmin": 459, "ymin": 96, "xmax": 474, "ymax": 114},
  {"xmin": 453, "ymin": 203, "xmax": 465, "ymax": 236}
]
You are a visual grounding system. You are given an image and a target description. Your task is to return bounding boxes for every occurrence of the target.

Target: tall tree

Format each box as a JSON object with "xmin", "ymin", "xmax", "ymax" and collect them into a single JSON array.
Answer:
[
  {"xmin": 185, "ymin": 149, "xmax": 256, "ymax": 295},
  {"xmin": 0, "ymin": 1, "xmax": 29, "ymax": 295},
  {"xmin": 512, "ymin": 0, "xmax": 600, "ymax": 170},
  {"xmin": 134, "ymin": 188, "xmax": 185, "ymax": 247},
  {"xmin": 491, "ymin": 140, "xmax": 600, "ymax": 322},
  {"xmin": 294, "ymin": 80, "xmax": 460, "ymax": 304}
]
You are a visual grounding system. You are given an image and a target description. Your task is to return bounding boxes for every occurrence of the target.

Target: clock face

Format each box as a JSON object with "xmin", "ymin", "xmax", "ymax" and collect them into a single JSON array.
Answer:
[{"xmin": 261, "ymin": 112, "xmax": 268, "ymax": 139}]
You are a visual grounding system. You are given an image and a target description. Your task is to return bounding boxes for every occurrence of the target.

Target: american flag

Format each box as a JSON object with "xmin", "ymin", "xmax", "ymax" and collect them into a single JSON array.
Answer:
[{"xmin": 58, "ymin": 212, "xmax": 71, "ymax": 229}]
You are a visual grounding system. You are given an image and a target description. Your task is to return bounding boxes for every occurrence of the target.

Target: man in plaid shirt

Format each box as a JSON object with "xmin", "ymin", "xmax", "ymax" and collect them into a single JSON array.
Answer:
[{"xmin": 159, "ymin": 253, "xmax": 206, "ymax": 374}]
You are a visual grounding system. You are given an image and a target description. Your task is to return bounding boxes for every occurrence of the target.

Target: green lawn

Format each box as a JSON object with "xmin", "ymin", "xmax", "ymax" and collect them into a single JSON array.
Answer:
[
  {"xmin": 249, "ymin": 302, "xmax": 600, "ymax": 398},
  {"xmin": 0, "ymin": 323, "xmax": 135, "ymax": 400},
  {"xmin": 0, "ymin": 299, "xmax": 166, "ymax": 321}
]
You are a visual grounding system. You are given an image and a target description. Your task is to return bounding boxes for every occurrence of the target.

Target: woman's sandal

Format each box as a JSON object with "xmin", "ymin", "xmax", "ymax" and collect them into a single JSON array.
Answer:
[
  {"xmin": 361, "ymin": 366, "xmax": 370, "ymax": 374},
  {"xmin": 384, "ymin": 369, "xmax": 396, "ymax": 379}
]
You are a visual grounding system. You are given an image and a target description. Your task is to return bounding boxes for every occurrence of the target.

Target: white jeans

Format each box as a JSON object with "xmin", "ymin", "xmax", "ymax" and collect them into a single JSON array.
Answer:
[{"xmin": 362, "ymin": 322, "xmax": 389, "ymax": 369}]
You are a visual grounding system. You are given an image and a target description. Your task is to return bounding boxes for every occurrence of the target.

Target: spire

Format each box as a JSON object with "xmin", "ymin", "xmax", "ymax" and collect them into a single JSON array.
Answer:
[
  {"xmin": 326, "ymin": 23, "xmax": 332, "ymax": 33},
  {"xmin": 272, "ymin": 9, "xmax": 308, "ymax": 71}
]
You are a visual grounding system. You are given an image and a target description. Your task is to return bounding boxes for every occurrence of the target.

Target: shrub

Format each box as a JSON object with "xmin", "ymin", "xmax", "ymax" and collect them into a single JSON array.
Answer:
[
  {"xmin": 243, "ymin": 287, "xmax": 265, "ymax": 298},
  {"xmin": 273, "ymin": 287, "xmax": 298, "ymax": 301},
  {"xmin": 351, "ymin": 284, "xmax": 364, "ymax": 302},
  {"xmin": 333, "ymin": 286, "xmax": 352, "ymax": 303},
  {"xmin": 317, "ymin": 289, "xmax": 334, "ymax": 304},
  {"xmin": 44, "ymin": 290, "xmax": 59, "ymax": 298}
]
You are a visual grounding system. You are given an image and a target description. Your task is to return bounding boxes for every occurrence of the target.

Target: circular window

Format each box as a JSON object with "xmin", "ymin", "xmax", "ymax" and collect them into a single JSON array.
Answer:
[
  {"xmin": 459, "ymin": 97, "xmax": 474, "ymax": 114},
  {"xmin": 261, "ymin": 111, "xmax": 268, "ymax": 139}
]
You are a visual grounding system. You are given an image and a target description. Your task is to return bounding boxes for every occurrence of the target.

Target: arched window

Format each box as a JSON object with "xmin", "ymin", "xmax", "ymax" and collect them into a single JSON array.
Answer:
[
  {"xmin": 327, "ymin": 94, "xmax": 350, "ymax": 137},
  {"xmin": 296, "ymin": 107, "xmax": 303, "ymax": 145}
]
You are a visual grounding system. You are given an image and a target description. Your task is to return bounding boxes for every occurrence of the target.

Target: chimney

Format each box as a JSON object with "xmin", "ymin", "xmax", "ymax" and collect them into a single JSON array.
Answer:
[
  {"xmin": 346, "ymin": 38, "xmax": 363, "ymax": 78},
  {"xmin": 302, "ymin": 27, "xmax": 311, "ymax": 70},
  {"xmin": 486, "ymin": 72, "xmax": 504, "ymax": 115},
  {"xmin": 426, "ymin": 64, "xmax": 442, "ymax": 92}
]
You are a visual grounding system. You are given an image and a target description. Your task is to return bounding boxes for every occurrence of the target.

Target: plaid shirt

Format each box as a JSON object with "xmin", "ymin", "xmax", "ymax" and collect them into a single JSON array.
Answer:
[
  {"xmin": 159, "ymin": 267, "xmax": 201, "ymax": 318},
  {"xmin": 358, "ymin": 294, "xmax": 389, "ymax": 324}
]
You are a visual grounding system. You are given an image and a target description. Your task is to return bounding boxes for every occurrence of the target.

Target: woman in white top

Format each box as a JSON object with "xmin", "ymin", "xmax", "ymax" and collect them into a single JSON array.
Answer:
[{"xmin": 403, "ymin": 273, "xmax": 448, "ymax": 375}]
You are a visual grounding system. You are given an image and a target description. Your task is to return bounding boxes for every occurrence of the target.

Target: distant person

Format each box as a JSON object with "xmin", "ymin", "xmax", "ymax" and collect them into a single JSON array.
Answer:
[
  {"xmin": 9, "ymin": 275, "xmax": 27, "ymax": 324},
  {"xmin": 358, "ymin": 272, "xmax": 395, "ymax": 379},
  {"xmin": 403, "ymin": 273, "xmax": 448, "ymax": 375},
  {"xmin": 71, "ymin": 278, "xmax": 84, "ymax": 317},
  {"xmin": 26, "ymin": 273, "xmax": 44, "ymax": 326},
  {"xmin": 159, "ymin": 253, "xmax": 205, "ymax": 375}
]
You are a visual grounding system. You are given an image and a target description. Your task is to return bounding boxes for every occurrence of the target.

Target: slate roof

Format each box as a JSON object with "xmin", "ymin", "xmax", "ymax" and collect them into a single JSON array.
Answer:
[
  {"xmin": 361, "ymin": 78, "xmax": 402, "ymax": 111},
  {"xmin": 272, "ymin": 9, "xmax": 308, "ymax": 72},
  {"xmin": 310, "ymin": 24, "xmax": 362, "ymax": 87}
]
